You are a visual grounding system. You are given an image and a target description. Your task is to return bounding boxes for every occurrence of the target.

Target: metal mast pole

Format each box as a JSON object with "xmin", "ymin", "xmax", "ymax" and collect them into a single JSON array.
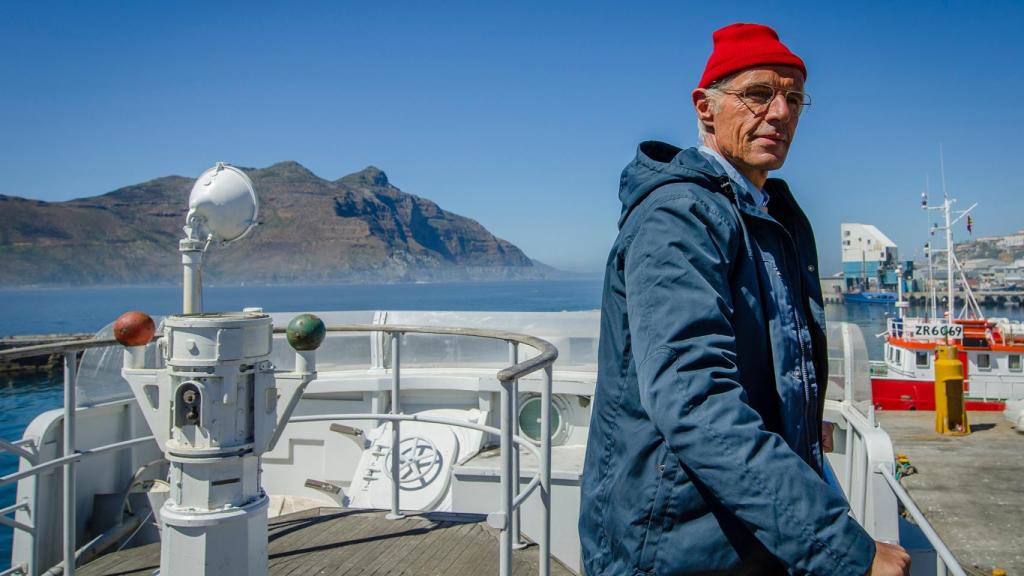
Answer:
[
  {"xmin": 938, "ymin": 146, "xmax": 955, "ymax": 323},
  {"xmin": 928, "ymin": 244, "xmax": 936, "ymax": 320},
  {"xmin": 944, "ymin": 197, "xmax": 954, "ymax": 322},
  {"xmin": 925, "ymin": 174, "xmax": 937, "ymax": 320},
  {"xmin": 896, "ymin": 265, "xmax": 906, "ymax": 319}
]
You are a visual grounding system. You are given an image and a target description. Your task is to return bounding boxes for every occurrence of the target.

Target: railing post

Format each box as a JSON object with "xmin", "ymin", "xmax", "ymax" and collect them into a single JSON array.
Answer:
[
  {"xmin": 857, "ymin": 435, "xmax": 868, "ymax": 522},
  {"xmin": 508, "ymin": 341, "xmax": 525, "ymax": 549},
  {"xmin": 386, "ymin": 332, "xmax": 404, "ymax": 520},
  {"xmin": 63, "ymin": 351, "xmax": 77, "ymax": 576},
  {"xmin": 499, "ymin": 372, "xmax": 514, "ymax": 576},
  {"xmin": 539, "ymin": 365, "xmax": 552, "ymax": 576},
  {"xmin": 841, "ymin": 324, "xmax": 855, "ymax": 404},
  {"xmin": 843, "ymin": 405, "xmax": 855, "ymax": 499}
]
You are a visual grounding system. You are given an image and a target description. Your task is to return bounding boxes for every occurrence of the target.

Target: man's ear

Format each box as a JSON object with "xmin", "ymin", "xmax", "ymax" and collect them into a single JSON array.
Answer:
[{"xmin": 692, "ymin": 89, "xmax": 715, "ymax": 134}]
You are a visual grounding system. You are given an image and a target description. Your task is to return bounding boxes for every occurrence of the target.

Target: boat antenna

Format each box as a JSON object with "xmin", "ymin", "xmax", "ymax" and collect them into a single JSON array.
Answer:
[{"xmin": 939, "ymin": 144, "xmax": 949, "ymax": 201}]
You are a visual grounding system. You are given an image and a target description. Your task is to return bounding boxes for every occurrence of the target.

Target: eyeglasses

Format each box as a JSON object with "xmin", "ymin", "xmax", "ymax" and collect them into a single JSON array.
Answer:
[{"xmin": 714, "ymin": 83, "xmax": 812, "ymax": 116}]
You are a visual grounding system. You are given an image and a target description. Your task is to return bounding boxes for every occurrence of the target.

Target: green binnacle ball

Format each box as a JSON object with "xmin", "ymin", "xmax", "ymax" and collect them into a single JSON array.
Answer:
[{"xmin": 286, "ymin": 313, "xmax": 326, "ymax": 351}]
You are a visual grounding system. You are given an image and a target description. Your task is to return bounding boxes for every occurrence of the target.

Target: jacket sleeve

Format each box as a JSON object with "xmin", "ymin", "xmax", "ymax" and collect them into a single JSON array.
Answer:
[{"xmin": 623, "ymin": 187, "xmax": 875, "ymax": 576}]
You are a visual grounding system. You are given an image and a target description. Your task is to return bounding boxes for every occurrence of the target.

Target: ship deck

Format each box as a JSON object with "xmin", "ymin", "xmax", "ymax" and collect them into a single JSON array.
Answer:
[
  {"xmin": 875, "ymin": 410, "xmax": 1023, "ymax": 575},
  {"xmin": 77, "ymin": 508, "xmax": 575, "ymax": 576}
]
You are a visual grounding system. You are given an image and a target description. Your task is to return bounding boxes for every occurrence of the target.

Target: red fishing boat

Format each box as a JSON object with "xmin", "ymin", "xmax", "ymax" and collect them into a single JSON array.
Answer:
[{"xmin": 870, "ymin": 190, "xmax": 1024, "ymax": 410}]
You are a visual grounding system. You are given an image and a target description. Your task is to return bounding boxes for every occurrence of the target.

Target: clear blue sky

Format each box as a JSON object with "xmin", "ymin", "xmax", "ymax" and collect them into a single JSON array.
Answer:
[{"xmin": 2, "ymin": 1, "xmax": 1022, "ymax": 274}]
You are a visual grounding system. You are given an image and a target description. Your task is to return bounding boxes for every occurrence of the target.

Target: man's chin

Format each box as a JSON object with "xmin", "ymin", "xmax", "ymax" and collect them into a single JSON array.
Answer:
[{"xmin": 750, "ymin": 150, "xmax": 788, "ymax": 171}]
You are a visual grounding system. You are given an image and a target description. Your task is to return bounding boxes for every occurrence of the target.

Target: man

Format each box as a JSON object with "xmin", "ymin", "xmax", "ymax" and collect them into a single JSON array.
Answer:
[{"xmin": 579, "ymin": 23, "xmax": 911, "ymax": 575}]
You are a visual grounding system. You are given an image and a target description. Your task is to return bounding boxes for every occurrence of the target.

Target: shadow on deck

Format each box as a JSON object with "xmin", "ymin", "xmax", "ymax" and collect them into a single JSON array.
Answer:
[{"xmin": 77, "ymin": 508, "xmax": 576, "ymax": 576}]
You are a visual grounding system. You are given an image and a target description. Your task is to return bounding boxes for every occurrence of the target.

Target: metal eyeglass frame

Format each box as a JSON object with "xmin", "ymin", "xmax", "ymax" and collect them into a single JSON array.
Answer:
[{"xmin": 713, "ymin": 83, "xmax": 812, "ymax": 116}]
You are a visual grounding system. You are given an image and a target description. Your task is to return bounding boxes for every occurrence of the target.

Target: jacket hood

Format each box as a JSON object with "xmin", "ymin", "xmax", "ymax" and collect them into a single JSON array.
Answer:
[{"xmin": 618, "ymin": 141, "xmax": 724, "ymax": 228}]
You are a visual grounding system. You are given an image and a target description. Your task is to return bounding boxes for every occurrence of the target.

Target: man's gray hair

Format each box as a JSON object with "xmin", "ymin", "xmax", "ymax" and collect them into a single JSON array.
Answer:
[{"xmin": 695, "ymin": 74, "xmax": 736, "ymax": 144}]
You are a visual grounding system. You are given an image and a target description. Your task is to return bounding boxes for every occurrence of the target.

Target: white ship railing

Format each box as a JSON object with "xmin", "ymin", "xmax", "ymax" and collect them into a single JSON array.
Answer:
[
  {"xmin": 829, "ymin": 399, "xmax": 965, "ymax": 576},
  {"xmin": 0, "ymin": 324, "xmax": 557, "ymax": 576},
  {"xmin": 886, "ymin": 317, "xmax": 964, "ymax": 341},
  {"xmin": 877, "ymin": 467, "xmax": 964, "ymax": 576},
  {"xmin": 0, "ymin": 339, "xmax": 126, "ymax": 576},
  {"xmin": 829, "ymin": 321, "xmax": 967, "ymax": 576}
]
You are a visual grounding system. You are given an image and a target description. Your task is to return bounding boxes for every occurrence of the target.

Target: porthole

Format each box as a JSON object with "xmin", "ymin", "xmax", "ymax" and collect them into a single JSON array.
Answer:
[{"xmin": 517, "ymin": 394, "xmax": 571, "ymax": 445}]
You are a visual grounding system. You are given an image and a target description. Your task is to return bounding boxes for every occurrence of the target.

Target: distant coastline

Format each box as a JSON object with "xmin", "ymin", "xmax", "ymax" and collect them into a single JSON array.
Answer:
[
  {"xmin": 0, "ymin": 273, "xmax": 602, "ymax": 291},
  {"xmin": 0, "ymin": 163, "xmax": 572, "ymax": 286}
]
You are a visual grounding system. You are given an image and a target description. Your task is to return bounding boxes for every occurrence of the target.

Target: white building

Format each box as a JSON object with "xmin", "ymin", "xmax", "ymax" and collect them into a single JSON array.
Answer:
[
  {"xmin": 998, "ymin": 230, "xmax": 1024, "ymax": 248},
  {"xmin": 842, "ymin": 223, "xmax": 897, "ymax": 265},
  {"xmin": 841, "ymin": 223, "xmax": 902, "ymax": 290}
]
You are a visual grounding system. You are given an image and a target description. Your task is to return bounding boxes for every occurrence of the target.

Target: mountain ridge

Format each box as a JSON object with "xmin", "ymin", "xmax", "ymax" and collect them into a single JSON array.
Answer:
[{"xmin": 0, "ymin": 162, "xmax": 555, "ymax": 286}]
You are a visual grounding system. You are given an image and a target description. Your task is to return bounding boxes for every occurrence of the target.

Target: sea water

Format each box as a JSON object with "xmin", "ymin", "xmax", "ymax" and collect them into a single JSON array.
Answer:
[{"xmin": 1, "ymin": 281, "xmax": 1022, "ymax": 569}]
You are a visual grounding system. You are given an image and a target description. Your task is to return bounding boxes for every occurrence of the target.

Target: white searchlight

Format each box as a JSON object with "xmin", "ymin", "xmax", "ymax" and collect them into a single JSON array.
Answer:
[{"xmin": 180, "ymin": 162, "xmax": 259, "ymax": 314}]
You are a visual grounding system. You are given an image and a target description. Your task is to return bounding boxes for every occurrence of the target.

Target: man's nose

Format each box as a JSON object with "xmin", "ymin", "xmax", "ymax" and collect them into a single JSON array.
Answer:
[{"xmin": 764, "ymin": 93, "xmax": 793, "ymax": 123}]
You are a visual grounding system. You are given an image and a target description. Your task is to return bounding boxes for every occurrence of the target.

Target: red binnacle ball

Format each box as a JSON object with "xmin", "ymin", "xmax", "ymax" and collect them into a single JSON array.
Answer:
[{"xmin": 114, "ymin": 311, "xmax": 156, "ymax": 347}]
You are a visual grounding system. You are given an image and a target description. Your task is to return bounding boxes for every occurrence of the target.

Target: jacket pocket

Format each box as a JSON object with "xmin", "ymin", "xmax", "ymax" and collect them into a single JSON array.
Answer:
[{"xmin": 637, "ymin": 452, "xmax": 673, "ymax": 573}]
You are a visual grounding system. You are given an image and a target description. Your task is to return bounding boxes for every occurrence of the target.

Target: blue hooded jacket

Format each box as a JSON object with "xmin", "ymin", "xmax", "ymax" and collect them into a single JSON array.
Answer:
[{"xmin": 579, "ymin": 141, "xmax": 875, "ymax": 575}]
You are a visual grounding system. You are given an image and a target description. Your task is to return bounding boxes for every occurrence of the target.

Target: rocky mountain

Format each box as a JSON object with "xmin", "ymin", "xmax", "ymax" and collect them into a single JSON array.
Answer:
[{"xmin": 0, "ymin": 162, "xmax": 549, "ymax": 285}]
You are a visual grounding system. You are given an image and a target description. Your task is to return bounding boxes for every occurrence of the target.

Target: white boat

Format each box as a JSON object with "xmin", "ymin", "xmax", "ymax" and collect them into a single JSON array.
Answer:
[{"xmin": 0, "ymin": 164, "xmax": 970, "ymax": 576}]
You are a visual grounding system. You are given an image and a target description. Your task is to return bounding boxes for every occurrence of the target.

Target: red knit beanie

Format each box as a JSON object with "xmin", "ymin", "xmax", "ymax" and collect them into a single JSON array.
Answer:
[{"xmin": 698, "ymin": 23, "xmax": 806, "ymax": 88}]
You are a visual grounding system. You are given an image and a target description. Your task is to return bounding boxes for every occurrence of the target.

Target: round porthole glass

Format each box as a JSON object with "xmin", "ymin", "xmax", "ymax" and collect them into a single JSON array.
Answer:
[{"xmin": 517, "ymin": 395, "xmax": 566, "ymax": 444}]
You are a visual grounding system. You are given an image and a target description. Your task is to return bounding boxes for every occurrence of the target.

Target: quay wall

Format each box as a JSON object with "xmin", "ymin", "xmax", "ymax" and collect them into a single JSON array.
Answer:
[
  {"xmin": 901, "ymin": 291, "xmax": 1024, "ymax": 308},
  {"xmin": 0, "ymin": 334, "xmax": 92, "ymax": 375}
]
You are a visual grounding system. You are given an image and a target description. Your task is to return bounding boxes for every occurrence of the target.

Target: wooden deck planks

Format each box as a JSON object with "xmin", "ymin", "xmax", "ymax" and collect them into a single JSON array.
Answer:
[{"xmin": 76, "ymin": 508, "xmax": 574, "ymax": 576}]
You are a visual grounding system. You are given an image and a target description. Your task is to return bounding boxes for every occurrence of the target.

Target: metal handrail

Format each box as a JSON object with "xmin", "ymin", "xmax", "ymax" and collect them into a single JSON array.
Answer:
[
  {"xmin": 0, "ymin": 324, "xmax": 559, "ymax": 375},
  {"xmin": 0, "ymin": 563, "xmax": 26, "ymax": 576},
  {"xmin": 0, "ymin": 321, "xmax": 557, "ymax": 576},
  {"xmin": 0, "ymin": 338, "xmax": 119, "ymax": 361},
  {"xmin": 0, "ymin": 441, "xmax": 36, "ymax": 465},
  {"xmin": 0, "ymin": 436, "xmax": 156, "ymax": 487},
  {"xmin": 837, "ymin": 399, "xmax": 966, "ymax": 575},
  {"xmin": 272, "ymin": 324, "xmax": 558, "ymax": 383},
  {"xmin": 877, "ymin": 465, "xmax": 966, "ymax": 576}
]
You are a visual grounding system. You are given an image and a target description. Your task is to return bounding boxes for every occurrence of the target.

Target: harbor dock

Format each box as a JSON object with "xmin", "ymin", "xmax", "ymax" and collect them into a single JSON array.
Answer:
[{"xmin": 876, "ymin": 411, "xmax": 1023, "ymax": 574}]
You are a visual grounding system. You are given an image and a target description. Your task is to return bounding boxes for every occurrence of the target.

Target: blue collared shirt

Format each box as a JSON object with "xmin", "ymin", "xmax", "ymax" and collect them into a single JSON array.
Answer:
[{"xmin": 699, "ymin": 145, "xmax": 769, "ymax": 210}]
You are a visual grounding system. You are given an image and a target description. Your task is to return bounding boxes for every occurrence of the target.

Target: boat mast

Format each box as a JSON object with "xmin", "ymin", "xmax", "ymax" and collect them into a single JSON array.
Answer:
[
  {"xmin": 923, "ymin": 146, "xmax": 978, "ymax": 322},
  {"xmin": 896, "ymin": 265, "xmax": 908, "ymax": 319},
  {"xmin": 943, "ymin": 198, "xmax": 954, "ymax": 323},
  {"xmin": 938, "ymin": 148, "xmax": 954, "ymax": 322},
  {"xmin": 923, "ymin": 174, "xmax": 938, "ymax": 320},
  {"xmin": 926, "ymin": 241, "xmax": 936, "ymax": 320}
]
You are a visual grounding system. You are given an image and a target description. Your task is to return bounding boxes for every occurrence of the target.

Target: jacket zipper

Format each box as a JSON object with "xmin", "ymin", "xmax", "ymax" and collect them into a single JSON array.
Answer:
[
  {"xmin": 785, "ymin": 216, "xmax": 821, "ymax": 464},
  {"xmin": 718, "ymin": 177, "xmax": 817, "ymax": 458},
  {"xmin": 747, "ymin": 193, "xmax": 816, "ymax": 459},
  {"xmin": 793, "ymin": 294, "xmax": 816, "ymax": 456},
  {"xmin": 770, "ymin": 263, "xmax": 814, "ymax": 452}
]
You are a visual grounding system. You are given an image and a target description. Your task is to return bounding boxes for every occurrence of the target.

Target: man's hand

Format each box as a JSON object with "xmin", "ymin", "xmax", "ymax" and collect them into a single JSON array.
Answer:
[
  {"xmin": 821, "ymin": 422, "xmax": 835, "ymax": 453},
  {"xmin": 867, "ymin": 541, "xmax": 910, "ymax": 575}
]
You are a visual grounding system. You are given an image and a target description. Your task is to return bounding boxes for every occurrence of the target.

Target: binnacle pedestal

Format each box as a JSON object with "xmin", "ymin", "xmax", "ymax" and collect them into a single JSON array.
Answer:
[{"xmin": 117, "ymin": 310, "xmax": 324, "ymax": 576}]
